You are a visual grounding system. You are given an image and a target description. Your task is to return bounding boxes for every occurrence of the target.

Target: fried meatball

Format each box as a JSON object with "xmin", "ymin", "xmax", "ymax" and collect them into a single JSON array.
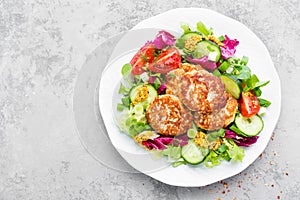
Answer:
[
  {"xmin": 180, "ymin": 70, "xmax": 210, "ymax": 112},
  {"xmin": 165, "ymin": 63, "xmax": 200, "ymax": 96},
  {"xmin": 194, "ymin": 93, "xmax": 238, "ymax": 130},
  {"xmin": 163, "ymin": 63, "xmax": 233, "ymax": 132},
  {"xmin": 166, "ymin": 62, "xmax": 227, "ymax": 113},
  {"xmin": 146, "ymin": 94, "xmax": 193, "ymax": 136},
  {"xmin": 180, "ymin": 62, "xmax": 203, "ymax": 72},
  {"xmin": 180, "ymin": 69, "xmax": 228, "ymax": 113},
  {"xmin": 165, "ymin": 68, "xmax": 185, "ymax": 96},
  {"xmin": 203, "ymin": 71, "xmax": 228, "ymax": 111},
  {"xmin": 194, "ymin": 109, "xmax": 226, "ymax": 131},
  {"xmin": 223, "ymin": 93, "xmax": 238, "ymax": 127}
]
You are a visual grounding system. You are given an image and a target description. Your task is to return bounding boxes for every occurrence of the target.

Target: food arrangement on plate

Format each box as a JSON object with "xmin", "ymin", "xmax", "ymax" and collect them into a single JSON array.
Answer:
[{"xmin": 116, "ymin": 21, "xmax": 271, "ymax": 168}]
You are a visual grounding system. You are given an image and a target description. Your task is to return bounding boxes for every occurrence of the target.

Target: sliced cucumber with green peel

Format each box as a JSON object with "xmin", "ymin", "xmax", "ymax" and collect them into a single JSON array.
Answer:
[
  {"xmin": 129, "ymin": 84, "xmax": 157, "ymax": 105},
  {"xmin": 180, "ymin": 32, "xmax": 202, "ymax": 53},
  {"xmin": 235, "ymin": 114, "xmax": 264, "ymax": 136},
  {"xmin": 181, "ymin": 141, "xmax": 210, "ymax": 165},
  {"xmin": 220, "ymin": 74, "xmax": 242, "ymax": 99},
  {"xmin": 192, "ymin": 40, "xmax": 221, "ymax": 62},
  {"xmin": 181, "ymin": 32, "xmax": 202, "ymax": 42},
  {"xmin": 187, "ymin": 129, "xmax": 197, "ymax": 138}
]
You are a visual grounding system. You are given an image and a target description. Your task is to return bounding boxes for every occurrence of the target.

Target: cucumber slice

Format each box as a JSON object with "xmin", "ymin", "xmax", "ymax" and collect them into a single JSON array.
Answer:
[
  {"xmin": 181, "ymin": 32, "xmax": 202, "ymax": 42},
  {"xmin": 131, "ymin": 103, "xmax": 144, "ymax": 115},
  {"xmin": 180, "ymin": 32, "xmax": 202, "ymax": 53},
  {"xmin": 187, "ymin": 129, "xmax": 197, "ymax": 138},
  {"xmin": 220, "ymin": 74, "xmax": 242, "ymax": 99},
  {"xmin": 235, "ymin": 114, "xmax": 264, "ymax": 136},
  {"xmin": 129, "ymin": 84, "xmax": 157, "ymax": 105},
  {"xmin": 181, "ymin": 141, "xmax": 209, "ymax": 165},
  {"xmin": 192, "ymin": 41, "xmax": 221, "ymax": 62}
]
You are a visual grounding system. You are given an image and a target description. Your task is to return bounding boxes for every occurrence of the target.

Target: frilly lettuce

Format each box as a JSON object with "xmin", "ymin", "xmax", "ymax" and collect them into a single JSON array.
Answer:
[
  {"xmin": 142, "ymin": 137, "xmax": 173, "ymax": 150},
  {"xmin": 157, "ymin": 84, "xmax": 166, "ymax": 94},
  {"xmin": 220, "ymin": 35, "xmax": 239, "ymax": 59},
  {"xmin": 204, "ymin": 138, "xmax": 245, "ymax": 168},
  {"xmin": 141, "ymin": 134, "xmax": 189, "ymax": 150},
  {"xmin": 153, "ymin": 30, "xmax": 176, "ymax": 50},
  {"xmin": 117, "ymin": 104, "xmax": 150, "ymax": 137},
  {"xmin": 186, "ymin": 56, "xmax": 217, "ymax": 71},
  {"xmin": 225, "ymin": 129, "xmax": 259, "ymax": 147}
]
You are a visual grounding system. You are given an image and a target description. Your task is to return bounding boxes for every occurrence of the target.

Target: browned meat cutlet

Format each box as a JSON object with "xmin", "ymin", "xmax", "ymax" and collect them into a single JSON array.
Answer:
[
  {"xmin": 146, "ymin": 94, "xmax": 193, "ymax": 136},
  {"xmin": 180, "ymin": 70, "xmax": 210, "ymax": 112},
  {"xmin": 223, "ymin": 93, "xmax": 238, "ymax": 127},
  {"xmin": 194, "ymin": 109, "xmax": 226, "ymax": 131},
  {"xmin": 164, "ymin": 63, "xmax": 233, "ymax": 131},
  {"xmin": 194, "ymin": 93, "xmax": 238, "ymax": 130},
  {"xmin": 180, "ymin": 69, "xmax": 228, "ymax": 113},
  {"xmin": 166, "ymin": 63, "xmax": 227, "ymax": 113},
  {"xmin": 165, "ymin": 63, "xmax": 201, "ymax": 96},
  {"xmin": 165, "ymin": 68, "xmax": 185, "ymax": 96}
]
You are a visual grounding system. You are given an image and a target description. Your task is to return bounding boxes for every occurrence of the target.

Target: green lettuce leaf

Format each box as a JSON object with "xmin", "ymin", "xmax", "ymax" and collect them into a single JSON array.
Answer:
[
  {"xmin": 180, "ymin": 22, "xmax": 191, "ymax": 34},
  {"xmin": 258, "ymin": 98, "xmax": 272, "ymax": 107},
  {"xmin": 118, "ymin": 83, "xmax": 130, "ymax": 94},
  {"xmin": 229, "ymin": 144, "xmax": 245, "ymax": 162},
  {"xmin": 196, "ymin": 21, "xmax": 213, "ymax": 36},
  {"xmin": 162, "ymin": 145, "xmax": 182, "ymax": 161}
]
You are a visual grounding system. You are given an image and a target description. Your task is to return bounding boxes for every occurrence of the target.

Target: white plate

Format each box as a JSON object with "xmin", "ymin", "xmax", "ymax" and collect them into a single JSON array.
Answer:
[{"xmin": 99, "ymin": 8, "xmax": 281, "ymax": 187}]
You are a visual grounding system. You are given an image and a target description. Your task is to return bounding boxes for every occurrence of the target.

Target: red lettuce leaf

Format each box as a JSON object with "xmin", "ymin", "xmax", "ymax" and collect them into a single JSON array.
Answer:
[
  {"xmin": 154, "ymin": 137, "xmax": 173, "ymax": 145},
  {"xmin": 142, "ymin": 140, "xmax": 160, "ymax": 150},
  {"xmin": 186, "ymin": 56, "xmax": 217, "ymax": 71},
  {"xmin": 142, "ymin": 136, "xmax": 173, "ymax": 150},
  {"xmin": 157, "ymin": 84, "xmax": 166, "ymax": 94},
  {"xmin": 171, "ymin": 134, "xmax": 188, "ymax": 146},
  {"xmin": 220, "ymin": 35, "xmax": 239, "ymax": 59},
  {"xmin": 148, "ymin": 76, "xmax": 156, "ymax": 85},
  {"xmin": 224, "ymin": 129, "xmax": 259, "ymax": 147},
  {"xmin": 153, "ymin": 30, "xmax": 176, "ymax": 50},
  {"xmin": 141, "ymin": 134, "xmax": 188, "ymax": 150}
]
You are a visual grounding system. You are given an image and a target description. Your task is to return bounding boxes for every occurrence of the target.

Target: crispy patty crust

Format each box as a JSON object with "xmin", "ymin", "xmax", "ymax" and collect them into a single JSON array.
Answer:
[
  {"xmin": 146, "ymin": 94, "xmax": 193, "ymax": 136},
  {"xmin": 194, "ymin": 93, "xmax": 238, "ymax": 130}
]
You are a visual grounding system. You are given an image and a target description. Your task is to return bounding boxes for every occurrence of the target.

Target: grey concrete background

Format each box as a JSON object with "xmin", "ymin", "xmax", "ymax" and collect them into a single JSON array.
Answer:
[{"xmin": 0, "ymin": 0, "xmax": 299, "ymax": 199}]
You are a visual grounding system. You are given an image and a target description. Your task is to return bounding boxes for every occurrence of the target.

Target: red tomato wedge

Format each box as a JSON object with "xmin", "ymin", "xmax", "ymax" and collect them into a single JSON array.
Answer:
[
  {"xmin": 148, "ymin": 47, "xmax": 181, "ymax": 74},
  {"xmin": 130, "ymin": 42, "xmax": 156, "ymax": 75},
  {"xmin": 239, "ymin": 91, "xmax": 260, "ymax": 117}
]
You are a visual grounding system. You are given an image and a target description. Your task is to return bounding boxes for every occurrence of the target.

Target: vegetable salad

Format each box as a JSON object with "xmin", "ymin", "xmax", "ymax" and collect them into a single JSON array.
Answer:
[{"xmin": 116, "ymin": 21, "xmax": 271, "ymax": 168}]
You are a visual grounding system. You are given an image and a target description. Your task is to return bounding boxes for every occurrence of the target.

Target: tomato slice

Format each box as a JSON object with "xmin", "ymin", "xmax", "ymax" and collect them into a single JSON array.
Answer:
[
  {"xmin": 148, "ymin": 47, "xmax": 181, "ymax": 74},
  {"xmin": 130, "ymin": 43, "xmax": 156, "ymax": 75},
  {"xmin": 239, "ymin": 91, "xmax": 260, "ymax": 117},
  {"xmin": 130, "ymin": 54, "xmax": 146, "ymax": 75}
]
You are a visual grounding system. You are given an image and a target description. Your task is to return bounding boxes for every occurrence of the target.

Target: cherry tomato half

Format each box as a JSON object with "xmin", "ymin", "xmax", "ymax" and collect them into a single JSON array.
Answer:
[
  {"xmin": 130, "ymin": 43, "xmax": 156, "ymax": 75},
  {"xmin": 148, "ymin": 47, "xmax": 181, "ymax": 74},
  {"xmin": 239, "ymin": 91, "xmax": 260, "ymax": 117}
]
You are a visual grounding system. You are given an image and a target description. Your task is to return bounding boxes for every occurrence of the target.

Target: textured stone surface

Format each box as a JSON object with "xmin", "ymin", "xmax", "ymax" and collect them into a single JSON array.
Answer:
[{"xmin": 0, "ymin": 0, "xmax": 299, "ymax": 199}]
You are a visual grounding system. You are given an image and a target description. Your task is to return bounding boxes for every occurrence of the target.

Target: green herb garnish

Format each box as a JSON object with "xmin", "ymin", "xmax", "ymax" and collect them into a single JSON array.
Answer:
[{"xmin": 258, "ymin": 98, "xmax": 272, "ymax": 107}]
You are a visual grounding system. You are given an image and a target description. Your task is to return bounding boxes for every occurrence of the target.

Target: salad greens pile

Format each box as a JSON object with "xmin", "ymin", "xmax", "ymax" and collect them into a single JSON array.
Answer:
[{"xmin": 115, "ymin": 21, "xmax": 271, "ymax": 168}]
